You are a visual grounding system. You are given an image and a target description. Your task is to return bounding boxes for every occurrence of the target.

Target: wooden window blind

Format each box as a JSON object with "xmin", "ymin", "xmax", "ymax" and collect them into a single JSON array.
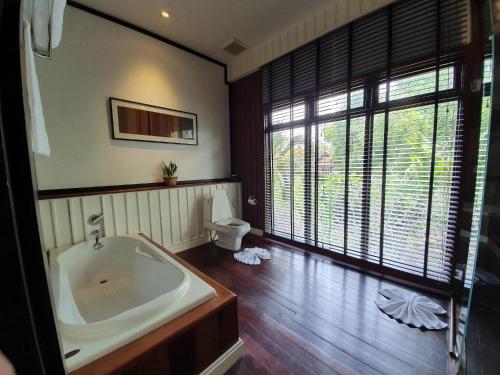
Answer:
[{"xmin": 263, "ymin": 0, "xmax": 470, "ymax": 284}]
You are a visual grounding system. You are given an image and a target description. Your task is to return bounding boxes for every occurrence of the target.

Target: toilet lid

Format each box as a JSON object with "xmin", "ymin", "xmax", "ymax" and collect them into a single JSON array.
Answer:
[{"xmin": 212, "ymin": 189, "xmax": 233, "ymax": 222}]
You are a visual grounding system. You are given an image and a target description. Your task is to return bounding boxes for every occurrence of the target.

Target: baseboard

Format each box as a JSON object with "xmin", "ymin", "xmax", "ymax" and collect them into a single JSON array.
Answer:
[
  {"xmin": 200, "ymin": 338, "xmax": 244, "ymax": 375},
  {"xmin": 249, "ymin": 228, "xmax": 263, "ymax": 236},
  {"xmin": 170, "ymin": 228, "xmax": 263, "ymax": 253},
  {"xmin": 168, "ymin": 236, "xmax": 210, "ymax": 253}
]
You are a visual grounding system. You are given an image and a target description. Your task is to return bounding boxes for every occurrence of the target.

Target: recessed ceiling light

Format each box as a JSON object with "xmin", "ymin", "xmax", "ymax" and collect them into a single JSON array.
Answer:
[{"xmin": 161, "ymin": 10, "xmax": 170, "ymax": 19}]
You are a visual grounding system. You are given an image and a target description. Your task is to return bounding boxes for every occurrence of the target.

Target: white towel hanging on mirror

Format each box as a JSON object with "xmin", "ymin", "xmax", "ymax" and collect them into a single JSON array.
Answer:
[
  {"xmin": 32, "ymin": 0, "xmax": 67, "ymax": 51},
  {"xmin": 23, "ymin": 20, "xmax": 50, "ymax": 156},
  {"xmin": 22, "ymin": 0, "xmax": 67, "ymax": 156}
]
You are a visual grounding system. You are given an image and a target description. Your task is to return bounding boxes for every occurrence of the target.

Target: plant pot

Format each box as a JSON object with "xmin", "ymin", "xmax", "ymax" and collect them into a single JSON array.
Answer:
[{"xmin": 163, "ymin": 176, "xmax": 178, "ymax": 186}]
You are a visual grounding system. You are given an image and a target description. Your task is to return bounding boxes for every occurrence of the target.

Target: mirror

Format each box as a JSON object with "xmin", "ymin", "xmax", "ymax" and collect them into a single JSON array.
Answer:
[
  {"xmin": 462, "ymin": 3, "xmax": 500, "ymax": 370},
  {"xmin": 110, "ymin": 98, "xmax": 198, "ymax": 145},
  {"xmin": 453, "ymin": 0, "xmax": 495, "ymax": 366}
]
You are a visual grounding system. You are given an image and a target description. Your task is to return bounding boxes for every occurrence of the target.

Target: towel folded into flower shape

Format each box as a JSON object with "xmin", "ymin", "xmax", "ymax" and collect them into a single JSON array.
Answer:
[
  {"xmin": 234, "ymin": 247, "xmax": 271, "ymax": 265},
  {"xmin": 375, "ymin": 288, "xmax": 447, "ymax": 330}
]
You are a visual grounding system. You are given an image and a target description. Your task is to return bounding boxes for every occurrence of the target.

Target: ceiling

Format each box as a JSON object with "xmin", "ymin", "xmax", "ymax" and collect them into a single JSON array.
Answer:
[{"xmin": 72, "ymin": 0, "xmax": 334, "ymax": 64}]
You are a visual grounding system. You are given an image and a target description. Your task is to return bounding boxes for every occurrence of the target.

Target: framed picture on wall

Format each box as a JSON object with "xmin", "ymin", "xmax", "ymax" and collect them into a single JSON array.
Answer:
[{"xmin": 109, "ymin": 98, "xmax": 198, "ymax": 145}]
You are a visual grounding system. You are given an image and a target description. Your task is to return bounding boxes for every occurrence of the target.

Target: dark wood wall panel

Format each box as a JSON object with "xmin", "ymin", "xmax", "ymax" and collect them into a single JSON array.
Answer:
[{"xmin": 230, "ymin": 71, "xmax": 264, "ymax": 229}]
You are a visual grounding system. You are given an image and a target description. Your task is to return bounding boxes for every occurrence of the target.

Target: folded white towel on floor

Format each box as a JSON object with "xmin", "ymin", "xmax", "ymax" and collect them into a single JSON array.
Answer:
[
  {"xmin": 234, "ymin": 247, "xmax": 271, "ymax": 265},
  {"xmin": 248, "ymin": 247, "xmax": 271, "ymax": 260},
  {"xmin": 375, "ymin": 288, "xmax": 448, "ymax": 330}
]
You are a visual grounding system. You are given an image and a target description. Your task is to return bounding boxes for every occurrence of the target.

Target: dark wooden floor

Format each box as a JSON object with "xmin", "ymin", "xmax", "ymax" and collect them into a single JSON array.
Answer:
[
  {"xmin": 466, "ymin": 303, "xmax": 500, "ymax": 375},
  {"xmin": 178, "ymin": 236, "xmax": 452, "ymax": 375}
]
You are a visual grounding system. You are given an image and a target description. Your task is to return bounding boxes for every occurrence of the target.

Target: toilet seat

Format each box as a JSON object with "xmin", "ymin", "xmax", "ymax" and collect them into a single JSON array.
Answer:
[
  {"xmin": 207, "ymin": 218, "xmax": 251, "ymax": 235},
  {"xmin": 218, "ymin": 219, "xmax": 245, "ymax": 226}
]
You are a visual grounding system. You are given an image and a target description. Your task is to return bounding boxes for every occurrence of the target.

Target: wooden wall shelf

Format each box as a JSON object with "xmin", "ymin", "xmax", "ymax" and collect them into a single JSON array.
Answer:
[{"xmin": 38, "ymin": 178, "xmax": 240, "ymax": 200}]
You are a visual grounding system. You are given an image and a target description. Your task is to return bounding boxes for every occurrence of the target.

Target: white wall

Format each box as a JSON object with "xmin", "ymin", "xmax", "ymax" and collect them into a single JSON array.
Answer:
[{"xmin": 35, "ymin": 7, "xmax": 230, "ymax": 190}]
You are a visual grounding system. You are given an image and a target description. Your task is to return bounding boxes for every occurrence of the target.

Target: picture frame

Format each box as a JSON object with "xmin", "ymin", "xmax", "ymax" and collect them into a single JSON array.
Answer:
[{"xmin": 109, "ymin": 97, "xmax": 198, "ymax": 145}]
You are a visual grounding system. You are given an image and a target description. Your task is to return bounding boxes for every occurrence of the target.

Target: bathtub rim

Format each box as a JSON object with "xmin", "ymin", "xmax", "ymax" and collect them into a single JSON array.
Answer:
[{"xmin": 50, "ymin": 234, "xmax": 195, "ymax": 336}]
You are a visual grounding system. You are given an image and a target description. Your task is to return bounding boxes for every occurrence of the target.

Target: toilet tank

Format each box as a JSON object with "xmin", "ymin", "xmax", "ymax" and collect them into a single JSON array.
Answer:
[{"xmin": 204, "ymin": 189, "xmax": 234, "ymax": 224}]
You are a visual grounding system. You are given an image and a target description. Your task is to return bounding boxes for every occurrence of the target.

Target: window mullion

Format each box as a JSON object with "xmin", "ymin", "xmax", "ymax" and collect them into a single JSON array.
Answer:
[
  {"xmin": 423, "ymin": 0, "xmax": 442, "ymax": 278},
  {"xmin": 379, "ymin": 5, "xmax": 392, "ymax": 266},
  {"xmin": 304, "ymin": 99, "xmax": 314, "ymax": 243},
  {"xmin": 360, "ymin": 79, "xmax": 376, "ymax": 259},
  {"xmin": 314, "ymin": 40, "xmax": 320, "ymax": 247},
  {"xmin": 289, "ymin": 54, "xmax": 294, "ymax": 240},
  {"xmin": 267, "ymin": 127, "xmax": 274, "ymax": 234},
  {"xmin": 344, "ymin": 24, "xmax": 353, "ymax": 256},
  {"xmin": 266, "ymin": 66, "xmax": 274, "ymax": 235}
]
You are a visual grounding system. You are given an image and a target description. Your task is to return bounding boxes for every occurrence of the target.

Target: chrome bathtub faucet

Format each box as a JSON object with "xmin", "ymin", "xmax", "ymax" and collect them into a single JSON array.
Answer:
[
  {"xmin": 88, "ymin": 213, "xmax": 104, "ymax": 249},
  {"xmin": 91, "ymin": 229, "xmax": 104, "ymax": 250}
]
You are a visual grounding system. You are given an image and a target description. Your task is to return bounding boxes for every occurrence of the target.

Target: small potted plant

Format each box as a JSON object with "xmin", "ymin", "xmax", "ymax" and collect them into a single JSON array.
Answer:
[{"xmin": 162, "ymin": 161, "xmax": 178, "ymax": 186}]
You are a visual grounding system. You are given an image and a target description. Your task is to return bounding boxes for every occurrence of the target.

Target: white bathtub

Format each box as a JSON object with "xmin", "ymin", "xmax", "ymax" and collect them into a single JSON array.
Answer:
[{"xmin": 49, "ymin": 234, "xmax": 216, "ymax": 371}]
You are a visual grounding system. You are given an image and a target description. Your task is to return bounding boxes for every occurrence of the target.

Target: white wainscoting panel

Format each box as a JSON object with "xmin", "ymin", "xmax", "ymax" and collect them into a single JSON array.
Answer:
[
  {"xmin": 38, "ymin": 182, "xmax": 242, "ymax": 253},
  {"xmin": 227, "ymin": 0, "xmax": 397, "ymax": 81}
]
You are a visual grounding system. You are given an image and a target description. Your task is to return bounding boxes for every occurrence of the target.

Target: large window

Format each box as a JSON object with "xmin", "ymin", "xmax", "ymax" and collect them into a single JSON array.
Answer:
[{"xmin": 263, "ymin": 0, "xmax": 469, "ymax": 284}]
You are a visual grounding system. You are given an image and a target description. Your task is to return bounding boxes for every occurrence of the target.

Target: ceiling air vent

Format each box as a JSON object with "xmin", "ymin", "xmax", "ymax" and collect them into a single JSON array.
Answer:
[{"xmin": 222, "ymin": 38, "xmax": 247, "ymax": 56}]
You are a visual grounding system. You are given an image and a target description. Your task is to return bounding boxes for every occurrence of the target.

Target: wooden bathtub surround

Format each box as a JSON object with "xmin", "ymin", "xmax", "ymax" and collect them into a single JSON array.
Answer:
[{"xmin": 70, "ymin": 234, "xmax": 240, "ymax": 375}]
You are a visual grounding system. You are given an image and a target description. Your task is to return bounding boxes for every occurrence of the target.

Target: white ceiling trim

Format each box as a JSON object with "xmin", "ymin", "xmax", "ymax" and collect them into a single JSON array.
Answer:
[{"xmin": 227, "ymin": 0, "xmax": 397, "ymax": 82}]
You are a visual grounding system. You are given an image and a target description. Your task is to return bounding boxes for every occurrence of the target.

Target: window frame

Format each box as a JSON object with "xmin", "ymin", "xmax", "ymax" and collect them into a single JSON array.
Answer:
[{"xmin": 264, "ymin": 59, "xmax": 464, "ymax": 284}]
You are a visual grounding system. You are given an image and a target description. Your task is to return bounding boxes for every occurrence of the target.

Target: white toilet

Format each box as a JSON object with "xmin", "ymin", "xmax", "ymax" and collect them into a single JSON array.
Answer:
[{"xmin": 203, "ymin": 189, "xmax": 251, "ymax": 251}]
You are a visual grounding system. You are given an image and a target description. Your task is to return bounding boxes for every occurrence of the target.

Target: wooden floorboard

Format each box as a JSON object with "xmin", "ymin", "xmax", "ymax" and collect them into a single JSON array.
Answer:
[{"xmin": 178, "ymin": 236, "xmax": 452, "ymax": 375}]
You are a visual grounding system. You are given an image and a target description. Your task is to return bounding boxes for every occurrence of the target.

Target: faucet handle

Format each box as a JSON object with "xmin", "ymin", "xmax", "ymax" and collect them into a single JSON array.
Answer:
[{"xmin": 88, "ymin": 213, "xmax": 104, "ymax": 226}]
